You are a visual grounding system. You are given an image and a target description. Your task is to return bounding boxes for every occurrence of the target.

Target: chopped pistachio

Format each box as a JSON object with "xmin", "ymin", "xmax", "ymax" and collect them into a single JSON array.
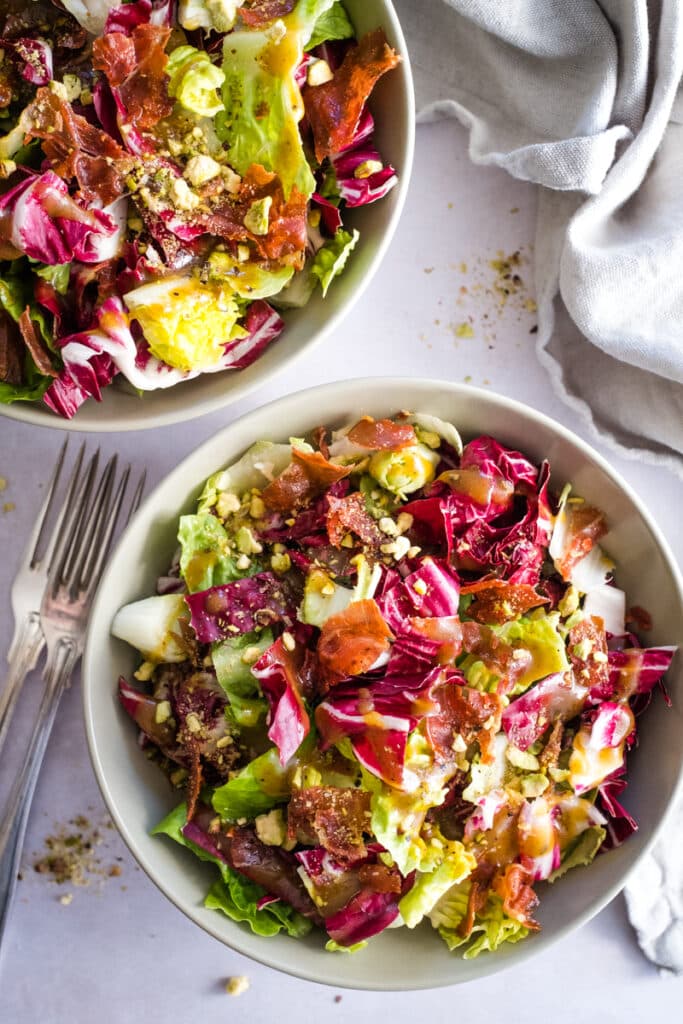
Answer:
[
  {"xmin": 558, "ymin": 584, "xmax": 580, "ymax": 617},
  {"xmin": 307, "ymin": 58, "xmax": 334, "ymax": 86},
  {"xmin": 185, "ymin": 712, "xmax": 202, "ymax": 734},
  {"xmin": 155, "ymin": 700, "xmax": 172, "ymax": 725},
  {"xmin": 61, "ymin": 74, "xmax": 81, "ymax": 103},
  {"xmin": 506, "ymin": 745, "xmax": 540, "ymax": 771},
  {"xmin": 225, "ymin": 976, "xmax": 250, "ymax": 997},
  {"xmin": 236, "ymin": 526, "xmax": 262, "ymax": 555},
  {"xmin": 521, "ymin": 773, "xmax": 550, "ymax": 798},
  {"xmin": 255, "ymin": 808, "xmax": 287, "ymax": 847},
  {"xmin": 216, "ymin": 491, "xmax": 241, "ymax": 517},
  {"xmin": 249, "ymin": 495, "xmax": 265, "ymax": 519},
  {"xmin": 241, "ymin": 645, "xmax": 263, "ymax": 665},
  {"xmin": 170, "ymin": 176, "xmax": 200, "ymax": 211},
  {"xmin": 379, "ymin": 516, "xmax": 398, "ymax": 536},
  {"xmin": 184, "ymin": 153, "xmax": 221, "ymax": 186},
  {"xmin": 134, "ymin": 661, "xmax": 155, "ymax": 682},
  {"xmin": 243, "ymin": 195, "xmax": 272, "ymax": 235},
  {"xmin": 354, "ymin": 159, "xmax": 383, "ymax": 179},
  {"xmin": 221, "ymin": 165, "xmax": 242, "ymax": 194},
  {"xmin": 395, "ymin": 511, "xmax": 414, "ymax": 534},
  {"xmin": 270, "ymin": 551, "xmax": 291, "ymax": 574},
  {"xmin": 573, "ymin": 638, "xmax": 593, "ymax": 660}
]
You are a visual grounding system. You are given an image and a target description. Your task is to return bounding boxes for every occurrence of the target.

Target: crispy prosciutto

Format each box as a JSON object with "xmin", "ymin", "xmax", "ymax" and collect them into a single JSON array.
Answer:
[
  {"xmin": 492, "ymin": 863, "xmax": 540, "ymax": 929},
  {"xmin": 347, "ymin": 415, "xmax": 416, "ymax": 451},
  {"xmin": 326, "ymin": 491, "xmax": 382, "ymax": 548},
  {"xmin": 303, "ymin": 29, "xmax": 400, "ymax": 161},
  {"xmin": 263, "ymin": 447, "xmax": 352, "ymax": 512},
  {"xmin": 317, "ymin": 599, "xmax": 393, "ymax": 687},
  {"xmin": 25, "ymin": 87, "xmax": 133, "ymax": 204},
  {"xmin": 427, "ymin": 675, "xmax": 502, "ymax": 764},
  {"xmin": 239, "ymin": 1, "xmax": 297, "ymax": 27},
  {"xmin": 287, "ymin": 786, "xmax": 371, "ymax": 861},
  {"xmin": 461, "ymin": 579, "xmax": 547, "ymax": 625},
  {"xmin": 92, "ymin": 24, "xmax": 173, "ymax": 132}
]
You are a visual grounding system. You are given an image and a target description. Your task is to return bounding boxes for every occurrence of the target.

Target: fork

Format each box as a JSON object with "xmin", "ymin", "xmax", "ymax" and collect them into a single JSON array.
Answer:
[
  {"xmin": 0, "ymin": 439, "xmax": 84, "ymax": 757},
  {"xmin": 0, "ymin": 449, "xmax": 145, "ymax": 947}
]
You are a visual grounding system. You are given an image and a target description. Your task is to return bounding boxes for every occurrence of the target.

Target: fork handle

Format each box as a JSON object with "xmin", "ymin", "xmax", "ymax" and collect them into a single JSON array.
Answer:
[
  {"xmin": 0, "ymin": 613, "xmax": 45, "ymax": 758},
  {"xmin": 0, "ymin": 634, "xmax": 79, "ymax": 949}
]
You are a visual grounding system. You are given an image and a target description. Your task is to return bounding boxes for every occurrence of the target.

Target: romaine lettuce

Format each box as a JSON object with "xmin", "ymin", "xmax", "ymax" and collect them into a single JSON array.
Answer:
[
  {"xmin": 152, "ymin": 802, "xmax": 310, "ymax": 936},
  {"xmin": 399, "ymin": 844, "xmax": 476, "ymax": 928},
  {"xmin": 311, "ymin": 228, "xmax": 359, "ymax": 297},
  {"xmin": 212, "ymin": 629, "xmax": 273, "ymax": 726},
  {"xmin": 217, "ymin": 1, "xmax": 337, "ymax": 198},
  {"xmin": 212, "ymin": 747, "xmax": 291, "ymax": 820},
  {"xmin": 306, "ymin": 1, "xmax": 354, "ymax": 48},
  {"xmin": 178, "ymin": 513, "xmax": 242, "ymax": 592}
]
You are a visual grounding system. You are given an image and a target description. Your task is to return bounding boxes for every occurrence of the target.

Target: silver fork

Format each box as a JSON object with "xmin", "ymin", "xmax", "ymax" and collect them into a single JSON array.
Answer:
[
  {"xmin": 0, "ymin": 449, "xmax": 145, "ymax": 947},
  {"xmin": 0, "ymin": 439, "xmax": 85, "ymax": 756}
]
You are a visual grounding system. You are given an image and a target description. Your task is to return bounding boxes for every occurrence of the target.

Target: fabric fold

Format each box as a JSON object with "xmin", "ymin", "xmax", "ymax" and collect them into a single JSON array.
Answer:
[{"xmin": 395, "ymin": 0, "xmax": 683, "ymax": 475}]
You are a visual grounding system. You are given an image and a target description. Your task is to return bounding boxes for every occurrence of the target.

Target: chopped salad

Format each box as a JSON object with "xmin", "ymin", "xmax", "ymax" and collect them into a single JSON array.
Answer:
[
  {"xmin": 114, "ymin": 412, "xmax": 676, "ymax": 956},
  {"xmin": 0, "ymin": 1, "xmax": 399, "ymax": 417}
]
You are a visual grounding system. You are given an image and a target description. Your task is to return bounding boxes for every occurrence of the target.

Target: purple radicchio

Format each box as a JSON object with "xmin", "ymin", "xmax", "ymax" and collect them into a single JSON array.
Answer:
[
  {"xmin": 2, "ymin": 37, "xmax": 53, "ymax": 85},
  {"xmin": 0, "ymin": 171, "xmax": 124, "ymax": 265},
  {"xmin": 251, "ymin": 637, "xmax": 311, "ymax": 765},
  {"xmin": 185, "ymin": 573, "xmax": 297, "ymax": 644}
]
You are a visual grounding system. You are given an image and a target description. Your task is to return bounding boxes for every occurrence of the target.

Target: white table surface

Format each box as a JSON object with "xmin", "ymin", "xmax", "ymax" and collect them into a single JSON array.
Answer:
[{"xmin": 1, "ymin": 121, "xmax": 682, "ymax": 1022}]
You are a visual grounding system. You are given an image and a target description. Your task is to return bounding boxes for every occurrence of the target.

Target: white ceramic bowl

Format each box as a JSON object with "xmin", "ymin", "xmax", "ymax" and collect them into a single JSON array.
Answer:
[
  {"xmin": 83, "ymin": 378, "xmax": 683, "ymax": 989},
  {"xmin": 0, "ymin": 2, "xmax": 414, "ymax": 433}
]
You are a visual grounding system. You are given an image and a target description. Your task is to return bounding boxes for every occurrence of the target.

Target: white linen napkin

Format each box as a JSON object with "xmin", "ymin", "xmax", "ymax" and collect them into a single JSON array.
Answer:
[
  {"xmin": 394, "ymin": 0, "xmax": 683, "ymax": 477},
  {"xmin": 392, "ymin": 0, "xmax": 683, "ymax": 973}
]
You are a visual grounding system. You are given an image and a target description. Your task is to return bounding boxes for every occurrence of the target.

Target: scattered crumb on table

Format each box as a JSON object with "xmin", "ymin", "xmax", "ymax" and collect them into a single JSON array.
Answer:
[{"xmin": 225, "ymin": 976, "xmax": 250, "ymax": 997}]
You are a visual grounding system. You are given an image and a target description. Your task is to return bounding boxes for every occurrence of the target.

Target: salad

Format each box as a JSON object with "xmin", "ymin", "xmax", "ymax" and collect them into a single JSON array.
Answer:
[
  {"xmin": 113, "ymin": 412, "xmax": 676, "ymax": 956},
  {"xmin": 0, "ymin": 1, "xmax": 399, "ymax": 418}
]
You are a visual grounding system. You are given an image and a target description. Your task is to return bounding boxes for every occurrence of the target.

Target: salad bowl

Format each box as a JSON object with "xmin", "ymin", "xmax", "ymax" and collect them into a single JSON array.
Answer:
[
  {"xmin": 0, "ymin": 1, "xmax": 414, "ymax": 432},
  {"xmin": 82, "ymin": 378, "xmax": 683, "ymax": 988}
]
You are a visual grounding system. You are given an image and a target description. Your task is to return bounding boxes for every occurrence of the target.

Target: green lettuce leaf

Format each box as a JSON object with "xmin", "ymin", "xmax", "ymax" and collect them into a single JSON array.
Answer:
[
  {"xmin": 0, "ymin": 268, "xmax": 55, "ymax": 405},
  {"xmin": 370, "ymin": 735, "xmax": 451, "ymax": 875},
  {"xmin": 496, "ymin": 612, "xmax": 569, "ymax": 695},
  {"xmin": 205, "ymin": 877, "xmax": 312, "ymax": 937},
  {"xmin": 306, "ymin": 1, "xmax": 354, "ymax": 48},
  {"xmin": 548, "ymin": 826, "xmax": 606, "ymax": 883},
  {"xmin": 208, "ymin": 251, "xmax": 294, "ymax": 298},
  {"xmin": 197, "ymin": 441, "xmax": 292, "ymax": 513},
  {"xmin": 211, "ymin": 747, "xmax": 291, "ymax": 821},
  {"xmin": 178, "ymin": 513, "xmax": 242, "ymax": 592},
  {"xmin": 34, "ymin": 263, "xmax": 70, "ymax": 295},
  {"xmin": 152, "ymin": 801, "xmax": 310, "ymax": 937},
  {"xmin": 325, "ymin": 939, "xmax": 368, "ymax": 953},
  {"xmin": 399, "ymin": 844, "xmax": 476, "ymax": 928},
  {"xmin": 217, "ymin": 1, "xmax": 336, "ymax": 198},
  {"xmin": 311, "ymin": 228, "xmax": 359, "ymax": 297},
  {"xmin": 211, "ymin": 629, "xmax": 273, "ymax": 726},
  {"xmin": 431, "ymin": 884, "xmax": 530, "ymax": 959}
]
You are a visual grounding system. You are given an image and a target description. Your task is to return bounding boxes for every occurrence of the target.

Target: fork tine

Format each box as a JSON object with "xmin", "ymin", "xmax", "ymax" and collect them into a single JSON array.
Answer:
[
  {"xmin": 128, "ymin": 470, "xmax": 146, "ymax": 521},
  {"xmin": 50, "ymin": 450, "xmax": 100, "ymax": 598},
  {"xmin": 41, "ymin": 442, "xmax": 86, "ymax": 574},
  {"xmin": 85, "ymin": 464, "xmax": 132, "ymax": 593},
  {"xmin": 75, "ymin": 456, "xmax": 120, "ymax": 593},
  {"xmin": 27, "ymin": 439, "xmax": 69, "ymax": 570}
]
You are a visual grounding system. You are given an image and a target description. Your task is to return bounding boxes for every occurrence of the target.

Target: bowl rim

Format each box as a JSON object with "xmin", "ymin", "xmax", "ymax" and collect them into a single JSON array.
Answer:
[
  {"xmin": 82, "ymin": 376, "xmax": 683, "ymax": 989},
  {"xmin": 0, "ymin": 0, "xmax": 415, "ymax": 435}
]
